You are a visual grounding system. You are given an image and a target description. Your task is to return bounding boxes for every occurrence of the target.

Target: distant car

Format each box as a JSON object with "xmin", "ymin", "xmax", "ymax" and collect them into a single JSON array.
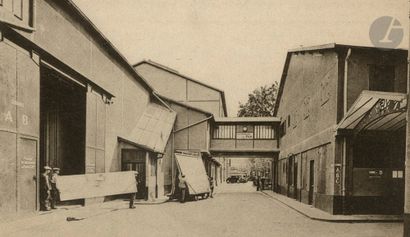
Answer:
[
  {"xmin": 238, "ymin": 176, "xmax": 247, "ymax": 183},
  {"xmin": 226, "ymin": 176, "xmax": 239, "ymax": 183}
]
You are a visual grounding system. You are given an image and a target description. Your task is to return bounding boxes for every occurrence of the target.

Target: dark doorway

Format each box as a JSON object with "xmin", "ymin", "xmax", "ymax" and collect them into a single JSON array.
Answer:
[
  {"xmin": 308, "ymin": 160, "xmax": 314, "ymax": 205},
  {"xmin": 293, "ymin": 160, "xmax": 298, "ymax": 199},
  {"xmin": 122, "ymin": 149, "xmax": 147, "ymax": 200},
  {"xmin": 40, "ymin": 67, "xmax": 86, "ymax": 206}
]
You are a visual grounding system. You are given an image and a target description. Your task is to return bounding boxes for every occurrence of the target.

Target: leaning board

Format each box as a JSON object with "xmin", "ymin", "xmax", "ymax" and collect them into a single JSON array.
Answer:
[
  {"xmin": 175, "ymin": 153, "xmax": 210, "ymax": 195},
  {"xmin": 58, "ymin": 171, "xmax": 137, "ymax": 201}
]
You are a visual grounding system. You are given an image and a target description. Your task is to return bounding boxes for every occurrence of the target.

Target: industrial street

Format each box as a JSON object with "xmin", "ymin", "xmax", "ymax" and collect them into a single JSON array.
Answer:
[{"xmin": 4, "ymin": 182, "xmax": 402, "ymax": 237}]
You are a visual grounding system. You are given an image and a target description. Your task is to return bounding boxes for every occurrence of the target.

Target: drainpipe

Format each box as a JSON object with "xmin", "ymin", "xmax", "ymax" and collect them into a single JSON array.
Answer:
[
  {"xmin": 342, "ymin": 48, "xmax": 351, "ymax": 212},
  {"xmin": 344, "ymin": 48, "xmax": 352, "ymax": 115}
]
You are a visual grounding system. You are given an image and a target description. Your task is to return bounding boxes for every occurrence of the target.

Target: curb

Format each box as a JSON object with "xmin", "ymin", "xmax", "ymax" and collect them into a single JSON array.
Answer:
[
  {"xmin": 132, "ymin": 199, "xmax": 169, "ymax": 205},
  {"xmin": 260, "ymin": 191, "xmax": 403, "ymax": 223}
]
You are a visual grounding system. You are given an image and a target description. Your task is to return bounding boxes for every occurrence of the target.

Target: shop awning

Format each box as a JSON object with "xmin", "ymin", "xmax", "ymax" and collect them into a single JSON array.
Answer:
[
  {"xmin": 175, "ymin": 152, "xmax": 210, "ymax": 195},
  {"xmin": 337, "ymin": 90, "xmax": 407, "ymax": 133},
  {"xmin": 130, "ymin": 102, "xmax": 176, "ymax": 153}
]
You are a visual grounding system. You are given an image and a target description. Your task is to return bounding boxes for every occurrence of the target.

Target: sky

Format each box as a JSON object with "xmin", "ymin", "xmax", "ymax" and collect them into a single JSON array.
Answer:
[{"xmin": 72, "ymin": 0, "xmax": 408, "ymax": 116}]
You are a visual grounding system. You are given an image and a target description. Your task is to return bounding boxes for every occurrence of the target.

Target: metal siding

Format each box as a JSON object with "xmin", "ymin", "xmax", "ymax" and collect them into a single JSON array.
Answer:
[
  {"xmin": 0, "ymin": 42, "xmax": 17, "ymax": 132},
  {"xmin": 0, "ymin": 132, "xmax": 17, "ymax": 214},
  {"xmin": 17, "ymin": 50, "xmax": 39, "ymax": 137},
  {"xmin": 85, "ymin": 90, "xmax": 105, "ymax": 174}
]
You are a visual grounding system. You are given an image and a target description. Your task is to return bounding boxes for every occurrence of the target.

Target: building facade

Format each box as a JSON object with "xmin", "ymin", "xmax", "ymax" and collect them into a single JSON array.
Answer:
[
  {"xmin": 0, "ymin": 0, "xmax": 174, "ymax": 217},
  {"xmin": 134, "ymin": 61, "xmax": 228, "ymax": 193},
  {"xmin": 274, "ymin": 43, "xmax": 408, "ymax": 214}
]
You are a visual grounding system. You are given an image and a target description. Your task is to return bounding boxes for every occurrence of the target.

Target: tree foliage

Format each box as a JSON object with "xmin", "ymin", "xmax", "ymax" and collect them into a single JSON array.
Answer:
[{"xmin": 237, "ymin": 81, "xmax": 279, "ymax": 117}]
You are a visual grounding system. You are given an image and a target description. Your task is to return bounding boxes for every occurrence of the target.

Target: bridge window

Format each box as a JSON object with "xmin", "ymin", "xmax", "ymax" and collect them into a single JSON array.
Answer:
[
  {"xmin": 254, "ymin": 125, "xmax": 275, "ymax": 139},
  {"xmin": 213, "ymin": 125, "xmax": 236, "ymax": 139}
]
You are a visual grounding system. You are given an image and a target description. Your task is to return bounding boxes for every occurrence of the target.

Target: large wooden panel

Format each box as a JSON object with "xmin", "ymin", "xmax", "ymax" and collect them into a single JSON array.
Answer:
[
  {"xmin": 0, "ymin": 42, "xmax": 17, "ymax": 132},
  {"xmin": 85, "ymin": 89, "xmax": 105, "ymax": 174},
  {"xmin": 0, "ymin": 132, "xmax": 17, "ymax": 215},
  {"xmin": 58, "ymin": 171, "xmax": 137, "ymax": 201},
  {"xmin": 96, "ymin": 97, "xmax": 106, "ymax": 149},
  {"xmin": 17, "ymin": 137, "xmax": 37, "ymax": 212},
  {"xmin": 16, "ymin": 51, "xmax": 40, "ymax": 137},
  {"xmin": 95, "ymin": 150, "xmax": 105, "ymax": 173},
  {"xmin": 86, "ymin": 91, "xmax": 97, "ymax": 149}
]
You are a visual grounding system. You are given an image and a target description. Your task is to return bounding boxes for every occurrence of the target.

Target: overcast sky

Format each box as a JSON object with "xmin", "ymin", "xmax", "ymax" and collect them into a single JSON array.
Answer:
[{"xmin": 72, "ymin": 0, "xmax": 408, "ymax": 116}]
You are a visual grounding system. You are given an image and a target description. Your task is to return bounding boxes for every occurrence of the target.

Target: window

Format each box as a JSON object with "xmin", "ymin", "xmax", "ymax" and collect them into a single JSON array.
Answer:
[
  {"xmin": 150, "ymin": 154, "xmax": 157, "ymax": 176},
  {"xmin": 369, "ymin": 65, "xmax": 395, "ymax": 92},
  {"xmin": 287, "ymin": 115, "xmax": 291, "ymax": 127},
  {"xmin": 254, "ymin": 125, "xmax": 275, "ymax": 139},
  {"xmin": 280, "ymin": 121, "xmax": 286, "ymax": 137},
  {"xmin": 212, "ymin": 125, "xmax": 236, "ymax": 139},
  {"xmin": 13, "ymin": 0, "xmax": 22, "ymax": 19},
  {"xmin": 0, "ymin": 0, "xmax": 34, "ymax": 29}
]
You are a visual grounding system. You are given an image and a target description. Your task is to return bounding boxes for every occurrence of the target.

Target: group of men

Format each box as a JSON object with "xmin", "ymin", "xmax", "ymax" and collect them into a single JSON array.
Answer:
[{"xmin": 40, "ymin": 166, "xmax": 60, "ymax": 211}]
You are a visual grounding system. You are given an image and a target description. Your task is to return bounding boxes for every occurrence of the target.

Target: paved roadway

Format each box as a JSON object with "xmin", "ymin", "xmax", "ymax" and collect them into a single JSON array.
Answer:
[{"xmin": 8, "ymin": 182, "xmax": 402, "ymax": 237}]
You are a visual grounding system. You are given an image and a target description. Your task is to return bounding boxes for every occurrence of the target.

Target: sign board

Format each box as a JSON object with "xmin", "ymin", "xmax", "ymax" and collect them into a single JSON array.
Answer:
[
  {"xmin": 368, "ymin": 170, "xmax": 383, "ymax": 178},
  {"xmin": 334, "ymin": 164, "xmax": 341, "ymax": 185},
  {"xmin": 58, "ymin": 171, "xmax": 137, "ymax": 201},
  {"xmin": 175, "ymin": 153, "xmax": 210, "ymax": 195},
  {"xmin": 237, "ymin": 132, "xmax": 253, "ymax": 139}
]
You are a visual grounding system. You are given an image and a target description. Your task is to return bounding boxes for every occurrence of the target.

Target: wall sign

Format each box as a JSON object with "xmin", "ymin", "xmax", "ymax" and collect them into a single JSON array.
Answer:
[
  {"xmin": 237, "ymin": 132, "xmax": 253, "ymax": 139},
  {"xmin": 368, "ymin": 170, "xmax": 383, "ymax": 178},
  {"xmin": 334, "ymin": 164, "xmax": 341, "ymax": 184}
]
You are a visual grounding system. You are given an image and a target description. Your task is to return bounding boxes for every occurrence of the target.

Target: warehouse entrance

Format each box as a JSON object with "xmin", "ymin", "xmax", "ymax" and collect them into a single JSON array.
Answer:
[
  {"xmin": 39, "ymin": 66, "xmax": 86, "ymax": 206},
  {"xmin": 121, "ymin": 149, "xmax": 148, "ymax": 200}
]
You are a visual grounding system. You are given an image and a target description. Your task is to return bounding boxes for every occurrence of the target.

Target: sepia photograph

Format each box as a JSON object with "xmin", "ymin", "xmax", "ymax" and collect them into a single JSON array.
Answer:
[{"xmin": 0, "ymin": 0, "xmax": 408, "ymax": 236}]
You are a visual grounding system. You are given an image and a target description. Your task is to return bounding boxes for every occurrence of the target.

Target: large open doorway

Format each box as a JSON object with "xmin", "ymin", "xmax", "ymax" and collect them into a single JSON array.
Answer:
[
  {"xmin": 121, "ymin": 149, "xmax": 147, "ymax": 200},
  {"xmin": 349, "ymin": 130, "xmax": 405, "ymax": 214},
  {"xmin": 39, "ymin": 66, "xmax": 86, "ymax": 206},
  {"xmin": 308, "ymin": 160, "xmax": 314, "ymax": 205}
]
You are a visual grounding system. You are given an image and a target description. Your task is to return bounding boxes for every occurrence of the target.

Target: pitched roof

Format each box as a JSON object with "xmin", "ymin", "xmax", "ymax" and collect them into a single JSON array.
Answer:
[
  {"xmin": 273, "ymin": 43, "xmax": 408, "ymax": 116},
  {"xmin": 134, "ymin": 60, "xmax": 228, "ymax": 116},
  {"xmin": 155, "ymin": 93, "xmax": 213, "ymax": 116},
  {"xmin": 62, "ymin": 0, "xmax": 154, "ymax": 93},
  {"xmin": 214, "ymin": 117, "xmax": 280, "ymax": 123}
]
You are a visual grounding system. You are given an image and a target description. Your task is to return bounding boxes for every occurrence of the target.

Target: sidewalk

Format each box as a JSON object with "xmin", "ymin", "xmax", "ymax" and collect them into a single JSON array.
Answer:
[
  {"xmin": 0, "ymin": 199, "xmax": 130, "ymax": 235},
  {"xmin": 261, "ymin": 190, "xmax": 403, "ymax": 223}
]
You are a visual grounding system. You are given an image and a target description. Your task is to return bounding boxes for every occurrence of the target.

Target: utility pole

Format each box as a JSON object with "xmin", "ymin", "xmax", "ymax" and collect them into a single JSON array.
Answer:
[{"xmin": 404, "ymin": 3, "xmax": 410, "ymax": 236}]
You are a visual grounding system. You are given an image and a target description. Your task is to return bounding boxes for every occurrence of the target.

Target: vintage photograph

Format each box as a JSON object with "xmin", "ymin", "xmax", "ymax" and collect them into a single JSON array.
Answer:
[{"xmin": 0, "ymin": 0, "xmax": 408, "ymax": 236}]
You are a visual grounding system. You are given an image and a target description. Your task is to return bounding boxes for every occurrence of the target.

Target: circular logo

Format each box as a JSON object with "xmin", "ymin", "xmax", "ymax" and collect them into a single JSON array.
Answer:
[{"xmin": 369, "ymin": 16, "xmax": 403, "ymax": 48}]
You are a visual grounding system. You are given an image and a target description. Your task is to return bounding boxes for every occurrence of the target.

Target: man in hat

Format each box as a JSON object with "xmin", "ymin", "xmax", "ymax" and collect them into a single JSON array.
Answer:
[
  {"xmin": 129, "ymin": 171, "xmax": 139, "ymax": 209},
  {"xmin": 40, "ymin": 166, "xmax": 52, "ymax": 211},
  {"xmin": 179, "ymin": 174, "xmax": 187, "ymax": 203},
  {"xmin": 208, "ymin": 176, "xmax": 214, "ymax": 198},
  {"xmin": 50, "ymin": 168, "xmax": 60, "ymax": 209}
]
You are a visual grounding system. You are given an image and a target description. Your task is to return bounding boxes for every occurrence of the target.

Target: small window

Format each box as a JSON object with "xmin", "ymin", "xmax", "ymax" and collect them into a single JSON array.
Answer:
[
  {"xmin": 13, "ymin": 0, "xmax": 22, "ymax": 19},
  {"xmin": 287, "ymin": 115, "xmax": 291, "ymax": 127},
  {"xmin": 212, "ymin": 125, "xmax": 236, "ymax": 139},
  {"xmin": 280, "ymin": 121, "xmax": 286, "ymax": 137},
  {"xmin": 254, "ymin": 125, "xmax": 275, "ymax": 139},
  {"xmin": 0, "ymin": 0, "xmax": 34, "ymax": 29},
  {"xmin": 369, "ymin": 65, "xmax": 395, "ymax": 92}
]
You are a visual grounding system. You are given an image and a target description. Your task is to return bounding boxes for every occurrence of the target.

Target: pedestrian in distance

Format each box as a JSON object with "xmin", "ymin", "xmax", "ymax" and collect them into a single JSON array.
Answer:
[
  {"xmin": 50, "ymin": 167, "xmax": 60, "ymax": 209},
  {"xmin": 179, "ymin": 174, "xmax": 187, "ymax": 203},
  {"xmin": 40, "ymin": 166, "xmax": 52, "ymax": 211},
  {"xmin": 208, "ymin": 176, "xmax": 214, "ymax": 198},
  {"xmin": 256, "ymin": 176, "xmax": 260, "ymax": 191},
  {"xmin": 129, "ymin": 171, "xmax": 139, "ymax": 209}
]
